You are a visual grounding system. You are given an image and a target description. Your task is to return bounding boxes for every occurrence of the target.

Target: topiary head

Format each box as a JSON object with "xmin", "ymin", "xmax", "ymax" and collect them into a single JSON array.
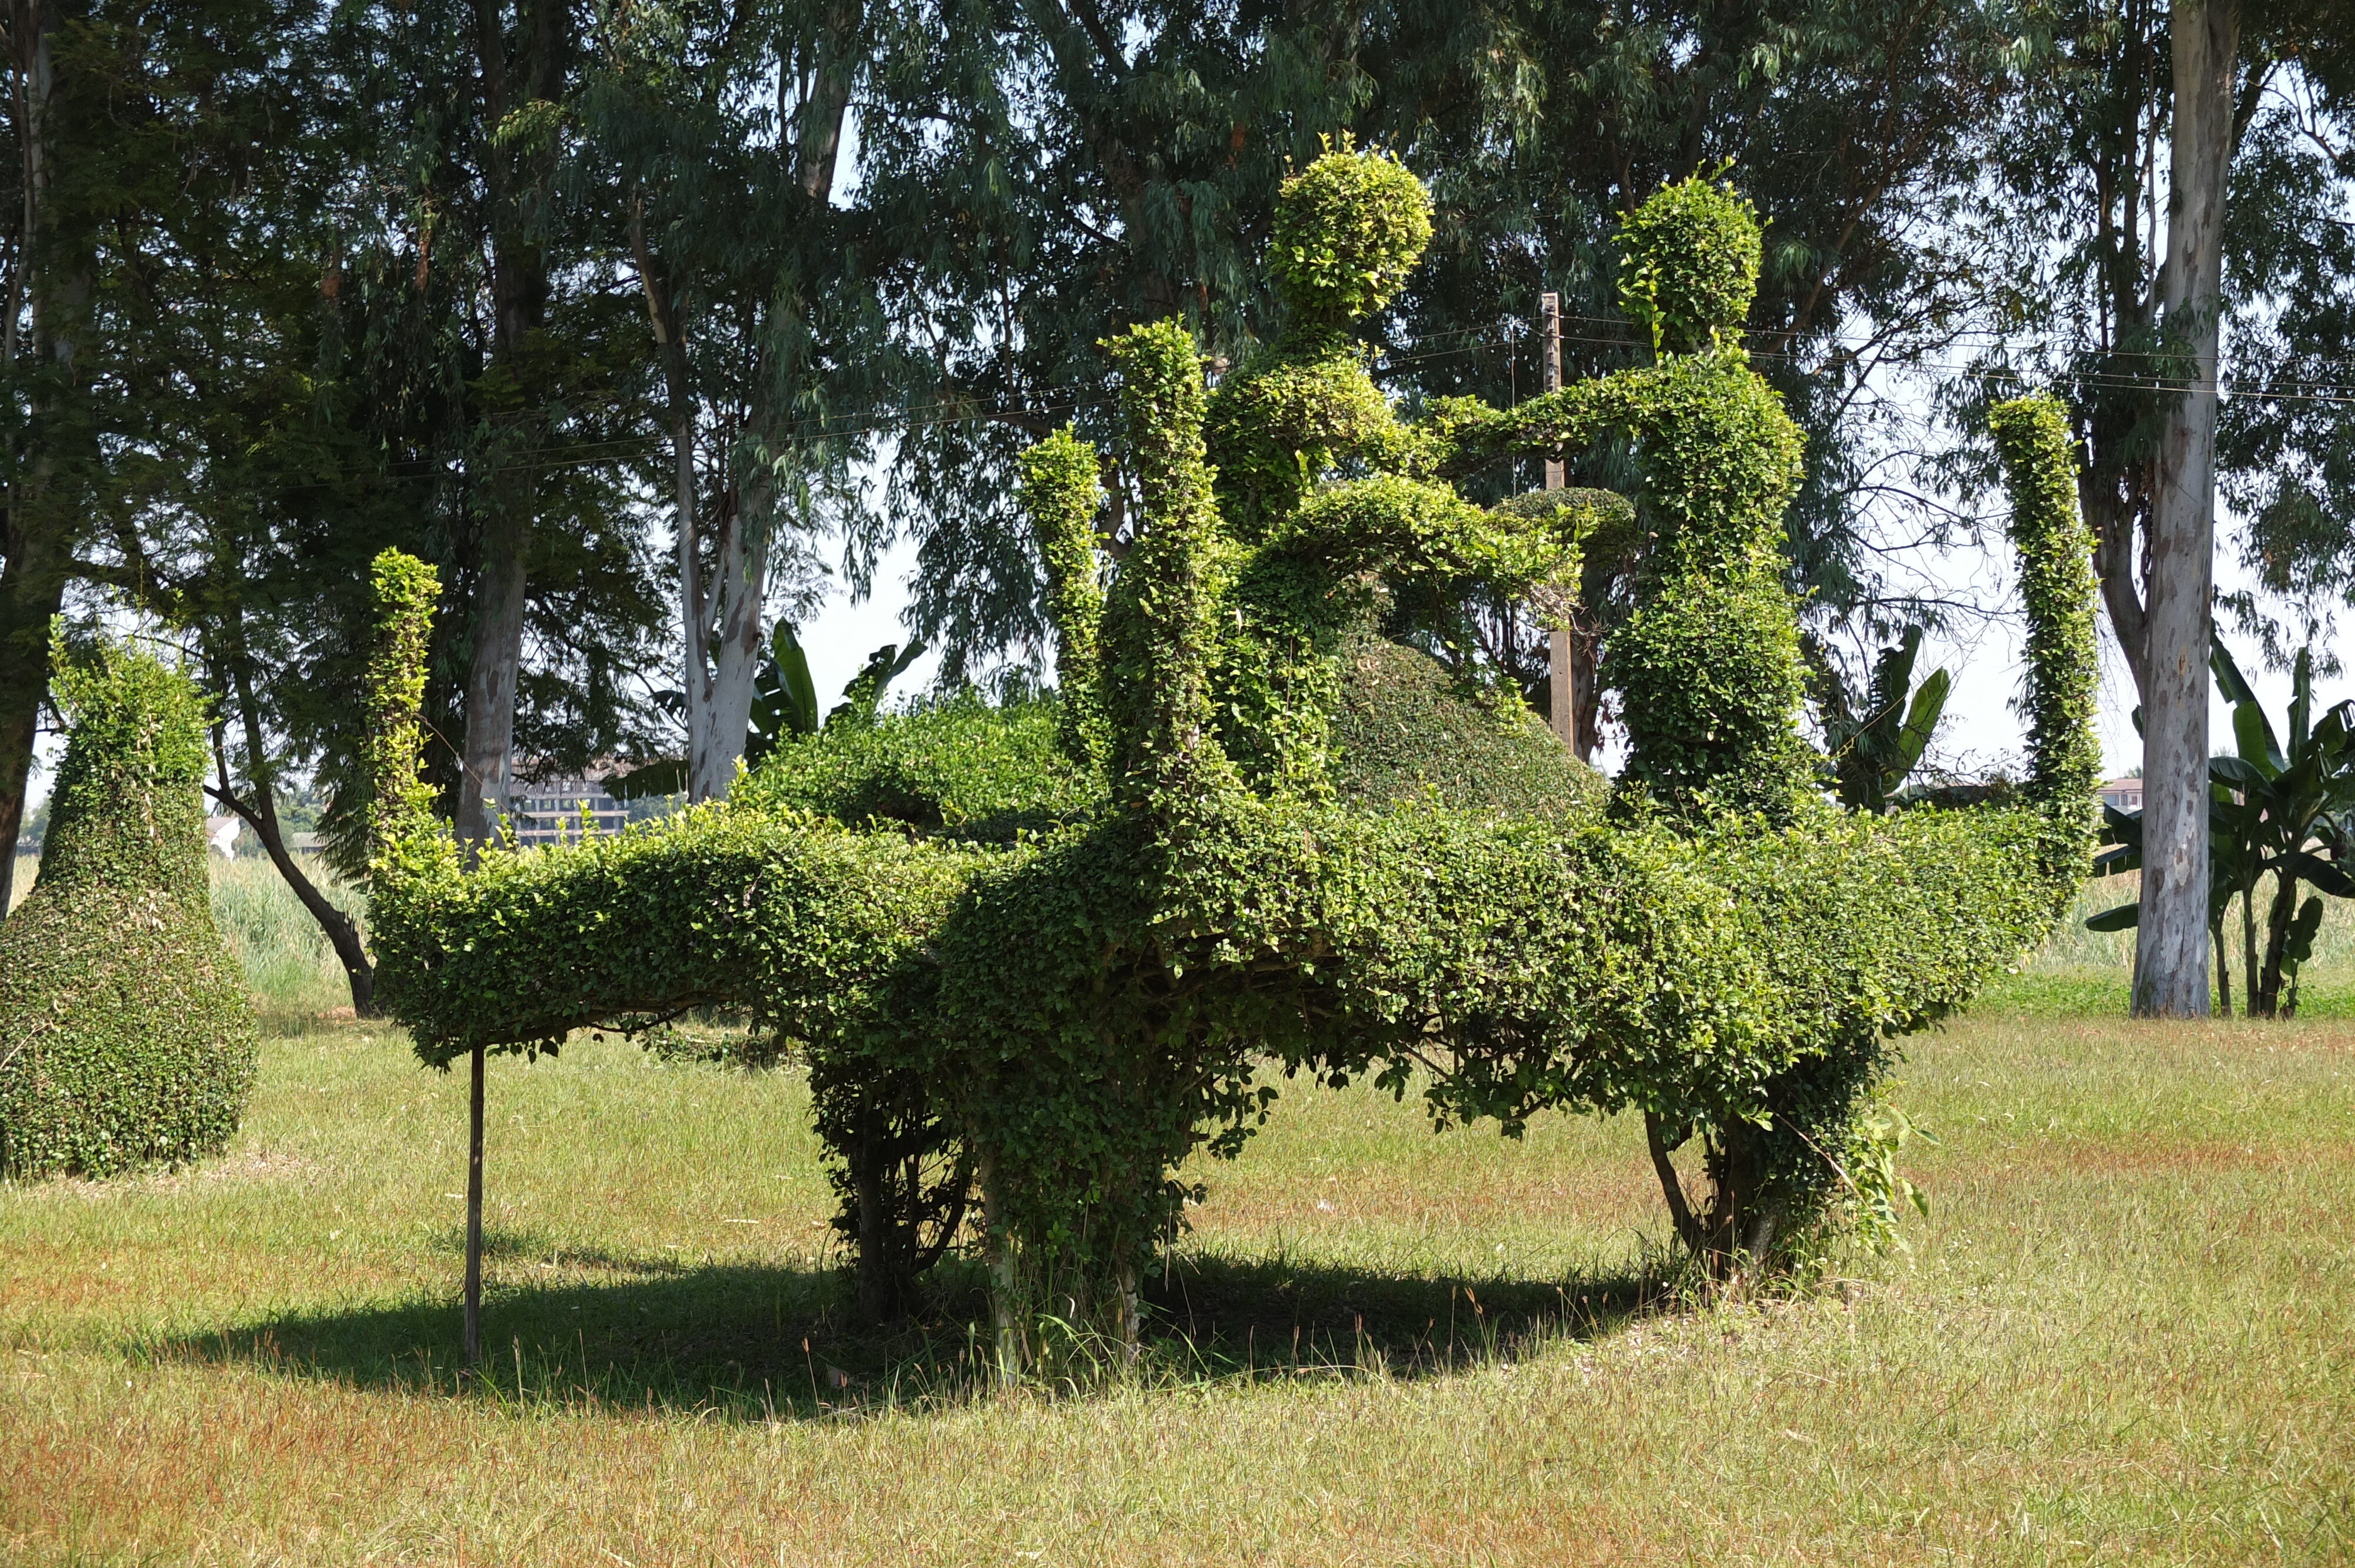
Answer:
[
  {"xmin": 1616, "ymin": 174, "xmax": 1762, "ymax": 357},
  {"xmin": 38, "ymin": 627, "xmax": 213, "ymax": 899},
  {"xmin": 1271, "ymin": 144, "xmax": 1434, "ymax": 335}
]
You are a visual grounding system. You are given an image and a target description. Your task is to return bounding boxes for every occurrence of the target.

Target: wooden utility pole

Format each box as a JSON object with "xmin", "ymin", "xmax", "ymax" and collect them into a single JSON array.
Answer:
[{"xmin": 1541, "ymin": 292, "xmax": 1575, "ymax": 748}]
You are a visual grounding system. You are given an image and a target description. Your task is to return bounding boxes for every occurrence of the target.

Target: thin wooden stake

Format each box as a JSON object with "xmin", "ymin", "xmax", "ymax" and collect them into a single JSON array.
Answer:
[{"xmin": 464, "ymin": 1043, "xmax": 485, "ymax": 1372}]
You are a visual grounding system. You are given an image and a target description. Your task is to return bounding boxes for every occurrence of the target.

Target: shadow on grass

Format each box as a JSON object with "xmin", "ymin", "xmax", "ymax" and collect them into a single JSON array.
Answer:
[{"xmin": 152, "ymin": 1229, "xmax": 1670, "ymax": 1420}]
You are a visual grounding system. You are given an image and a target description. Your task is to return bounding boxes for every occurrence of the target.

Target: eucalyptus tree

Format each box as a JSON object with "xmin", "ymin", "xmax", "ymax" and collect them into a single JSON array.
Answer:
[
  {"xmin": 562, "ymin": 0, "xmax": 888, "ymax": 802},
  {"xmin": 1975, "ymin": 0, "xmax": 2355, "ymax": 1015}
]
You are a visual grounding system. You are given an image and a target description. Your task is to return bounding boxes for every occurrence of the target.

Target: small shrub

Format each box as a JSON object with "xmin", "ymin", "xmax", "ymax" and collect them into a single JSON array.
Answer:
[{"xmin": 0, "ymin": 636, "xmax": 260, "ymax": 1180}]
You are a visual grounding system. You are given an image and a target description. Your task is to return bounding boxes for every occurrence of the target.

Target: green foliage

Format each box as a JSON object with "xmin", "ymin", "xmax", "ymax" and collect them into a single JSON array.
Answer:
[
  {"xmin": 1615, "ymin": 175, "xmax": 1763, "ymax": 358},
  {"xmin": 744, "ymin": 624, "xmax": 927, "ymax": 772},
  {"xmin": 1017, "ymin": 430, "xmax": 1109, "ymax": 769},
  {"xmin": 1990, "ymin": 394, "xmax": 2103, "ymax": 830},
  {"xmin": 1098, "ymin": 321, "xmax": 1239, "ymax": 799},
  {"xmin": 748, "ymin": 622, "xmax": 821, "ymax": 761},
  {"xmin": 1268, "ymin": 145, "xmax": 1434, "ymax": 337},
  {"xmin": 0, "ymin": 636, "xmax": 258, "ymax": 1179},
  {"xmin": 1819, "ymin": 628, "xmax": 1952, "ymax": 815},
  {"xmin": 1326, "ymin": 639, "xmax": 1603, "ymax": 818},
  {"xmin": 734, "ymin": 697, "xmax": 1100, "ymax": 843}
]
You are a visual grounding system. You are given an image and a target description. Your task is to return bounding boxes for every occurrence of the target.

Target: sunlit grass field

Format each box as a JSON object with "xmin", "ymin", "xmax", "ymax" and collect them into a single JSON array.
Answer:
[{"xmin": 4, "ymin": 854, "xmax": 2353, "ymax": 1563}]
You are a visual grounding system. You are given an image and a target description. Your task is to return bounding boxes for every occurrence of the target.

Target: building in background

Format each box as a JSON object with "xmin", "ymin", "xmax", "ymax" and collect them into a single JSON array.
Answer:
[
  {"xmin": 510, "ymin": 772, "xmax": 631, "ymax": 847},
  {"xmin": 2099, "ymin": 776, "xmax": 2144, "ymax": 815}
]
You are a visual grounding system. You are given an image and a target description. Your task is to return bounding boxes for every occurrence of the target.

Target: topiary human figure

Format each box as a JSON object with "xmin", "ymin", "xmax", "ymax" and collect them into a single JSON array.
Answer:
[
  {"xmin": 354, "ymin": 154, "xmax": 2099, "ymax": 1369},
  {"xmin": 1429, "ymin": 177, "xmax": 1815, "ymax": 823},
  {"xmin": 0, "ymin": 635, "xmax": 258, "ymax": 1179}
]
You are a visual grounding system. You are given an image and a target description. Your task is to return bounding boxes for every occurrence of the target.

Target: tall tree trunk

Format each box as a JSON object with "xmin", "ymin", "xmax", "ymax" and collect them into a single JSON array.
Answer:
[
  {"xmin": 455, "ymin": 0, "xmax": 564, "ymax": 856},
  {"xmin": 663, "ymin": 4, "xmax": 864, "ymax": 805},
  {"xmin": 2132, "ymin": 0, "xmax": 2237, "ymax": 1018},
  {"xmin": 628, "ymin": 203, "xmax": 711, "ymax": 799},
  {"xmin": 0, "ymin": 0, "xmax": 79, "ymax": 922},
  {"xmin": 688, "ymin": 482, "xmax": 767, "ymax": 802}
]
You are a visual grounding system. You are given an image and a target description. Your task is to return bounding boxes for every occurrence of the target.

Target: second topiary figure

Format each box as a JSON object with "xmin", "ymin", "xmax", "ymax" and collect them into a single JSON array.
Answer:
[{"xmin": 0, "ymin": 635, "xmax": 258, "ymax": 1179}]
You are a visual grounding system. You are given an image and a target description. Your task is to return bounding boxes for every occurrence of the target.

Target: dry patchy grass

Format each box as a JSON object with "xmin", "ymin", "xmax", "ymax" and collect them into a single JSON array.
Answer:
[{"xmin": 3, "ymin": 1005, "xmax": 2353, "ymax": 1566}]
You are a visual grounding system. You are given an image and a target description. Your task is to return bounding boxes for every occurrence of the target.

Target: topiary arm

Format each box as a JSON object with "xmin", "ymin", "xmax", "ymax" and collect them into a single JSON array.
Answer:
[
  {"xmin": 1268, "ymin": 474, "xmax": 1583, "ymax": 607},
  {"xmin": 1421, "ymin": 378, "xmax": 1633, "ymax": 484},
  {"xmin": 1990, "ymin": 394, "xmax": 2102, "ymax": 842},
  {"xmin": 1100, "ymin": 321, "xmax": 1237, "ymax": 800},
  {"xmin": 1017, "ymin": 428, "xmax": 1110, "ymax": 771}
]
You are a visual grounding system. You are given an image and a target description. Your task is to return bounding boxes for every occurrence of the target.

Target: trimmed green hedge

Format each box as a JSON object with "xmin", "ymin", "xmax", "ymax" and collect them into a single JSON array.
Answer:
[
  {"xmin": 0, "ymin": 636, "xmax": 258, "ymax": 1180},
  {"xmin": 733, "ymin": 695, "xmax": 1097, "ymax": 843}
]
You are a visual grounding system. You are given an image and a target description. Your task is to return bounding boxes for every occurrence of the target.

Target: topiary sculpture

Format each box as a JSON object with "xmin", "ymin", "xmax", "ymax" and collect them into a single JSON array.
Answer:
[
  {"xmin": 356, "ymin": 153, "xmax": 2098, "ymax": 1375},
  {"xmin": 0, "ymin": 634, "xmax": 260, "ymax": 1180}
]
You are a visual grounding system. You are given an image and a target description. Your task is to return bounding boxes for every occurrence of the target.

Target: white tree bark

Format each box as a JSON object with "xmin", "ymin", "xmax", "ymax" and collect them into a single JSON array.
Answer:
[
  {"xmin": 686, "ymin": 477, "xmax": 770, "ymax": 802},
  {"xmin": 2134, "ymin": 0, "xmax": 2238, "ymax": 1017}
]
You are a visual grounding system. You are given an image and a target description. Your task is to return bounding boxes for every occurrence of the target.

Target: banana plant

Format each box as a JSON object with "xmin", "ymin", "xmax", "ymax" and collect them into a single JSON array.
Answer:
[
  {"xmin": 2211, "ymin": 642, "xmax": 2355, "ymax": 1015},
  {"xmin": 612, "ymin": 627, "xmax": 927, "ymax": 797},
  {"xmin": 744, "ymin": 625, "xmax": 926, "ymax": 767},
  {"xmin": 1817, "ymin": 626, "xmax": 1952, "ymax": 814},
  {"xmin": 2089, "ymin": 639, "xmax": 2355, "ymax": 1017},
  {"xmin": 744, "ymin": 620, "xmax": 821, "ymax": 765}
]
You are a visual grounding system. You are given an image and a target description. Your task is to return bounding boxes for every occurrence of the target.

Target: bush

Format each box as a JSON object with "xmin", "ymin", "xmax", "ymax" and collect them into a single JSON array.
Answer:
[
  {"xmin": 1326, "ymin": 637, "xmax": 1602, "ymax": 817},
  {"xmin": 732, "ymin": 695, "xmax": 1097, "ymax": 842},
  {"xmin": 0, "ymin": 636, "xmax": 259, "ymax": 1179}
]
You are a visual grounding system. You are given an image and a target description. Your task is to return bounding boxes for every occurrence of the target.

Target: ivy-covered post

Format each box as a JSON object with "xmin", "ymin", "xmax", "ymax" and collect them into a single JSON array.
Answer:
[
  {"xmin": 1990, "ymin": 394, "xmax": 2102, "ymax": 855},
  {"xmin": 1018, "ymin": 428, "xmax": 1109, "ymax": 771},
  {"xmin": 360, "ymin": 549, "xmax": 492, "ymax": 1369}
]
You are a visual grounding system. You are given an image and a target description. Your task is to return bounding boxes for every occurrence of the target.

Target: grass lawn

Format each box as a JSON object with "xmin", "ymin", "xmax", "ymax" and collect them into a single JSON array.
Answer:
[
  {"xmin": 3, "ymin": 1004, "xmax": 2351, "ymax": 1566},
  {"xmin": 5, "ymin": 856, "xmax": 2354, "ymax": 1563}
]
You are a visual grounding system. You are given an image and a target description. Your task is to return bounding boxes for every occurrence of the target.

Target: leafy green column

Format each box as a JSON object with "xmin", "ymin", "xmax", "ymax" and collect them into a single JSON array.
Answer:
[
  {"xmin": 1990, "ymin": 393, "xmax": 2102, "ymax": 843},
  {"xmin": 1018, "ymin": 428, "xmax": 1110, "ymax": 771},
  {"xmin": 0, "ymin": 635, "xmax": 258, "ymax": 1178}
]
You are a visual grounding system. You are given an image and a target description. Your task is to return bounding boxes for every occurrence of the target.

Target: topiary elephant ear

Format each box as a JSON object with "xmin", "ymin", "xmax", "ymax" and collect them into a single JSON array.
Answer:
[
  {"xmin": 0, "ymin": 634, "xmax": 258, "ymax": 1180},
  {"xmin": 1269, "ymin": 143, "xmax": 1433, "ymax": 335},
  {"xmin": 1616, "ymin": 174, "xmax": 1763, "ymax": 357}
]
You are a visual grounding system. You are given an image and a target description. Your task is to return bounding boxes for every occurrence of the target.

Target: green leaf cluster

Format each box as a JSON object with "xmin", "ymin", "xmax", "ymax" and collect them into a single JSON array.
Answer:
[
  {"xmin": 1, "ymin": 635, "xmax": 258, "ymax": 1179},
  {"xmin": 1613, "ymin": 174, "xmax": 1763, "ymax": 358},
  {"xmin": 1268, "ymin": 145, "xmax": 1434, "ymax": 338}
]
